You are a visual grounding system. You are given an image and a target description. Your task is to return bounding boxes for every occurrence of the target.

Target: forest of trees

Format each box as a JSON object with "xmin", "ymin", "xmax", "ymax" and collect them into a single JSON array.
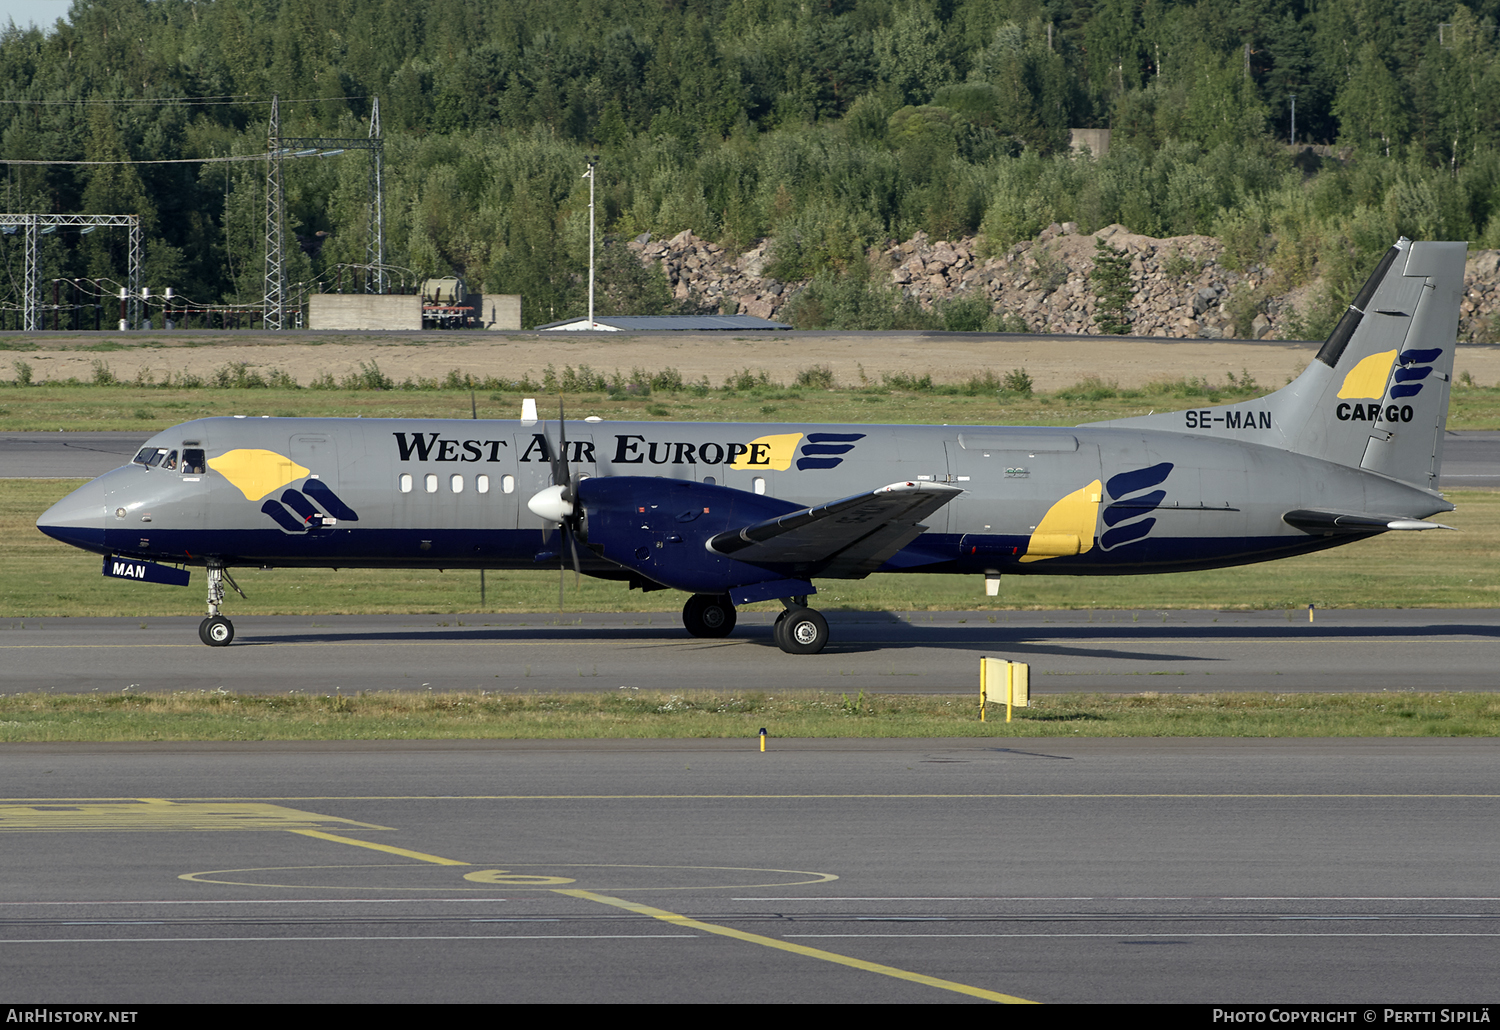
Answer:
[{"xmin": 4, "ymin": 0, "xmax": 1500, "ymax": 328}]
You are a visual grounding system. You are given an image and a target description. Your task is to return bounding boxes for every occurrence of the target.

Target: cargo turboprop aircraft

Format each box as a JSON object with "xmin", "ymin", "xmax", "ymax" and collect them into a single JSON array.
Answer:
[{"xmin": 38, "ymin": 238, "xmax": 1465, "ymax": 654}]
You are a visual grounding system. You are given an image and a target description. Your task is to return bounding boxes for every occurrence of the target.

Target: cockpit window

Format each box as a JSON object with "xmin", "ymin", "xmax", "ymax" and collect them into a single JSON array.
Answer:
[
  {"xmin": 182, "ymin": 449, "xmax": 206, "ymax": 474},
  {"xmin": 133, "ymin": 447, "xmax": 170, "ymax": 468},
  {"xmin": 161, "ymin": 450, "xmax": 178, "ymax": 471}
]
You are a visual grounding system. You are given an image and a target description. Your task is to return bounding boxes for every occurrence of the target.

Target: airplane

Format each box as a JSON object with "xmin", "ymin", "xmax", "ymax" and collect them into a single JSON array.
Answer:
[{"xmin": 37, "ymin": 237, "xmax": 1466, "ymax": 654}]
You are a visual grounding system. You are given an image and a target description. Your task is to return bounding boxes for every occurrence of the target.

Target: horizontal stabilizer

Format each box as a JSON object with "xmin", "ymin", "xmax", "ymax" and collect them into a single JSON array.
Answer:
[
  {"xmin": 1282, "ymin": 509, "xmax": 1454, "ymax": 534},
  {"xmin": 709, "ymin": 481, "xmax": 962, "ymax": 577}
]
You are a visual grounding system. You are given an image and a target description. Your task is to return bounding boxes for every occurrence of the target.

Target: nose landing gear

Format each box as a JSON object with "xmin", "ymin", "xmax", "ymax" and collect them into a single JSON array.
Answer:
[{"xmin": 198, "ymin": 562, "xmax": 243, "ymax": 647}]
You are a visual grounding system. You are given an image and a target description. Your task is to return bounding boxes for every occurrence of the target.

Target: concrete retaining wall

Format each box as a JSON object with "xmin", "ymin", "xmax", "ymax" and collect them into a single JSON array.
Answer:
[{"xmin": 308, "ymin": 294, "xmax": 422, "ymax": 330}]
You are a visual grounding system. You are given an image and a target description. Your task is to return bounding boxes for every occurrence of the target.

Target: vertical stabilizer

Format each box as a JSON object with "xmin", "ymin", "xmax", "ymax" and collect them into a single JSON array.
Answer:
[
  {"xmin": 1086, "ymin": 239, "xmax": 1466, "ymax": 491},
  {"xmin": 1273, "ymin": 239, "xmax": 1465, "ymax": 489}
]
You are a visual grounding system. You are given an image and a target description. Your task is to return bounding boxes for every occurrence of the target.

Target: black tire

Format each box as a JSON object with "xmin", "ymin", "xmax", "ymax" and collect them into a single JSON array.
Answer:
[
  {"xmin": 778, "ymin": 608, "xmax": 828, "ymax": 655},
  {"xmin": 772, "ymin": 608, "xmax": 790, "ymax": 649},
  {"xmin": 199, "ymin": 615, "xmax": 234, "ymax": 647},
  {"xmin": 682, "ymin": 594, "xmax": 736, "ymax": 638}
]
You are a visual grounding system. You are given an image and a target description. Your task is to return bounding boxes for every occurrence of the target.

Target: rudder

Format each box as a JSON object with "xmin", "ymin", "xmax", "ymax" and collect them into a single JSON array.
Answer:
[
  {"xmin": 1086, "ymin": 238, "xmax": 1467, "ymax": 492},
  {"xmin": 1275, "ymin": 238, "xmax": 1466, "ymax": 489}
]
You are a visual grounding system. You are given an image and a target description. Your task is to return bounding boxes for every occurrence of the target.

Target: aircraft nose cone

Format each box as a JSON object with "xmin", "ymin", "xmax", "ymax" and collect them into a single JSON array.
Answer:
[{"xmin": 36, "ymin": 478, "xmax": 109, "ymax": 553}]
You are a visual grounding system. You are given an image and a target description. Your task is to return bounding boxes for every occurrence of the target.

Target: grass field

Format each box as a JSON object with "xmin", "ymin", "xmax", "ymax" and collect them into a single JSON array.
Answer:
[
  {"xmin": 6, "ymin": 372, "xmax": 1500, "ymax": 430},
  {"xmin": 1, "ymin": 689, "xmax": 1495, "ymax": 742}
]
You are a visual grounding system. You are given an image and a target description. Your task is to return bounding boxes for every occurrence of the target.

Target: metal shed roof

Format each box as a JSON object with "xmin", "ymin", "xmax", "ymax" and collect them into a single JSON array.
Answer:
[{"xmin": 536, "ymin": 314, "xmax": 791, "ymax": 331}]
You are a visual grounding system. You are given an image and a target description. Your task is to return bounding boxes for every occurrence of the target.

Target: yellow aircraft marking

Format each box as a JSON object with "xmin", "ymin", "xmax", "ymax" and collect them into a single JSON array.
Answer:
[
  {"xmin": 1020, "ymin": 479, "xmax": 1103, "ymax": 563},
  {"xmin": 1337, "ymin": 349, "xmax": 1399, "ymax": 399},
  {"xmin": 206, "ymin": 448, "xmax": 310, "ymax": 502},
  {"xmin": 0, "ymin": 800, "xmax": 391, "ymax": 833},
  {"xmin": 729, "ymin": 432, "xmax": 803, "ymax": 471}
]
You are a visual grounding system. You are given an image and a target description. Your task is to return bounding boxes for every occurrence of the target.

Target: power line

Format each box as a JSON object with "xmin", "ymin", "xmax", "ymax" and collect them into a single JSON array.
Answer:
[
  {"xmin": 0, "ymin": 155, "xmax": 270, "ymax": 165},
  {"xmin": 0, "ymin": 95, "xmax": 366, "ymax": 106}
]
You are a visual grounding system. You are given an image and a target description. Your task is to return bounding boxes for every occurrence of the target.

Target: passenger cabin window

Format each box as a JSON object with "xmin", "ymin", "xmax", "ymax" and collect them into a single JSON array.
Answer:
[
  {"xmin": 477, "ymin": 475, "xmax": 490, "ymax": 494},
  {"xmin": 424, "ymin": 474, "xmax": 438, "ymax": 493},
  {"xmin": 502, "ymin": 474, "xmax": 515, "ymax": 494},
  {"xmin": 450, "ymin": 474, "xmax": 464, "ymax": 493},
  {"xmin": 399, "ymin": 473, "xmax": 413, "ymax": 493}
]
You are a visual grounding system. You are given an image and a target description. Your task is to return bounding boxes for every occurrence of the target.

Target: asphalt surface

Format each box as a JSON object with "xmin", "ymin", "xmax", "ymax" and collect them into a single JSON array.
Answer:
[
  {"xmin": 6, "ymin": 429, "xmax": 1500, "ymax": 488},
  {"xmin": 4, "ymin": 608, "xmax": 1500, "ymax": 694},
  {"xmin": 3, "ymin": 737, "xmax": 1497, "ymax": 1003}
]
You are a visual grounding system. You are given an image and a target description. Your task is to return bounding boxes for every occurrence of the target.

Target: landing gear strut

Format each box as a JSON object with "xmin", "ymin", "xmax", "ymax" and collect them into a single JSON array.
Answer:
[
  {"xmin": 197, "ymin": 562, "xmax": 242, "ymax": 647},
  {"xmin": 682, "ymin": 593, "xmax": 737, "ymax": 637},
  {"xmin": 773, "ymin": 597, "xmax": 828, "ymax": 655}
]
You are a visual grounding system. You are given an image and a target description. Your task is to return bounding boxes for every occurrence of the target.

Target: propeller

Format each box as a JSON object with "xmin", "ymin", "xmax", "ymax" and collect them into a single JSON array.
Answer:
[
  {"xmin": 471, "ymin": 385, "xmax": 485, "ymax": 610},
  {"xmin": 525, "ymin": 397, "xmax": 585, "ymax": 609}
]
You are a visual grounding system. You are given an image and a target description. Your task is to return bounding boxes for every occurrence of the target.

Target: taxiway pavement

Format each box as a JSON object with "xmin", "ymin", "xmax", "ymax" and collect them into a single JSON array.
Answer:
[
  {"xmin": 3, "ymin": 737, "xmax": 1497, "ymax": 1003},
  {"xmin": 4, "ymin": 608, "xmax": 1500, "ymax": 694}
]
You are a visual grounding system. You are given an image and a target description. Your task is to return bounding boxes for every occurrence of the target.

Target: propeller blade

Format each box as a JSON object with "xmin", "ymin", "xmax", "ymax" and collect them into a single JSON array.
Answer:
[{"xmin": 550, "ymin": 396, "xmax": 572, "ymax": 496}]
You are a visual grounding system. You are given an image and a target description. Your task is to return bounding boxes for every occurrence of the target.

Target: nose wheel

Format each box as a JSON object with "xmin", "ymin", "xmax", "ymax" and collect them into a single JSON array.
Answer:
[
  {"xmin": 199, "ymin": 615, "xmax": 234, "ymax": 646},
  {"xmin": 198, "ymin": 562, "xmax": 243, "ymax": 647}
]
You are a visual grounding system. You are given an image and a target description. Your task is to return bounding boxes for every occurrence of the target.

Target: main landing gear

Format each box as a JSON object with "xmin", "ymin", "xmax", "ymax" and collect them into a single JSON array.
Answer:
[
  {"xmin": 682, "ymin": 593, "xmax": 829, "ymax": 654},
  {"xmin": 682, "ymin": 593, "xmax": 737, "ymax": 638},
  {"xmin": 198, "ymin": 562, "xmax": 243, "ymax": 647},
  {"xmin": 772, "ymin": 598, "xmax": 828, "ymax": 655}
]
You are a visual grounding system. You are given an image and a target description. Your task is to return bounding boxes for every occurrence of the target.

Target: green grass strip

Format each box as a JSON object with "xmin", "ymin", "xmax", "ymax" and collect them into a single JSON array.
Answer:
[{"xmin": 1, "ymin": 689, "xmax": 1496, "ymax": 742}]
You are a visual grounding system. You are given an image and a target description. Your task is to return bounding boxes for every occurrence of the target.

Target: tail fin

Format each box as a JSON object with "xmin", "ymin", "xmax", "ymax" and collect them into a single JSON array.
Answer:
[{"xmin": 1089, "ymin": 238, "xmax": 1467, "ymax": 492}]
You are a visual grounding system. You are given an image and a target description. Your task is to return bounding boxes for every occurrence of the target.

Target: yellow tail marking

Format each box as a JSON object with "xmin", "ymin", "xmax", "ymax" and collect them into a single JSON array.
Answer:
[{"xmin": 1337, "ymin": 349, "xmax": 1398, "ymax": 399}]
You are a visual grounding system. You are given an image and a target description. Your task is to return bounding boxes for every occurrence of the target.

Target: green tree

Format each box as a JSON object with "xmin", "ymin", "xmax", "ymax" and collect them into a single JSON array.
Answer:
[
  {"xmin": 1090, "ymin": 237, "xmax": 1133, "ymax": 335},
  {"xmin": 1333, "ymin": 42, "xmax": 1411, "ymax": 157}
]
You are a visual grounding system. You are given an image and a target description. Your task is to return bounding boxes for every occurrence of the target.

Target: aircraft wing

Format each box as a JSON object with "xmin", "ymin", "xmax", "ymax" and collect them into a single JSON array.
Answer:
[
  {"xmin": 1282, "ymin": 509, "xmax": 1454, "ymax": 534},
  {"xmin": 708, "ymin": 480, "xmax": 962, "ymax": 577}
]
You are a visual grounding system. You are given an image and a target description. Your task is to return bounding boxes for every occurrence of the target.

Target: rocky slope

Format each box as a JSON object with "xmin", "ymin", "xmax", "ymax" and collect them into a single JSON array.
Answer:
[{"xmin": 630, "ymin": 226, "xmax": 1500, "ymax": 343}]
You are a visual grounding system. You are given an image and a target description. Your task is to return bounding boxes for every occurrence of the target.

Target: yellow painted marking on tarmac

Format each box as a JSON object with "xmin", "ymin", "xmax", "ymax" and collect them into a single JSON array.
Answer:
[
  {"xmin": 464, "ymin": 869, "xmax": 576, "ymax": 885},
  {"xmin": 13, "ymin": 793, "xmax": 1500, "ymax": 803},
  {"xmin": 554, "ymin": 888, "xmax": 1037, "ymax": 1004},
  {"xmin": 284, "ymin": 828, "xmax": 470, "ymax": 865},
  {"xmin": 0, "ymin": 801, "xmax": 391, "ymax": 832}
]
